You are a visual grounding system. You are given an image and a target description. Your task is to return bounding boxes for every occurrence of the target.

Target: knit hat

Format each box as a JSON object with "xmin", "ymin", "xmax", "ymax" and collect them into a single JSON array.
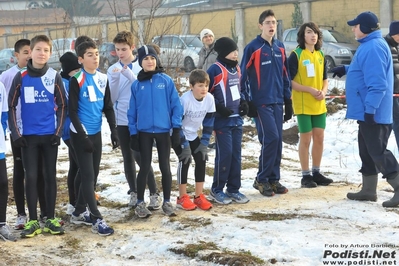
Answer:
[
  {"xmin": 214, "ymin": 37, "xmax": 238, "ymax": 59},
  {"xmin": 347, "ymin": 11, "xmax": 379, "ymax": 34},
  {"xmin": 200, "ymin": 29, "xmax": 214, "ymax": 41},
  {"xmin": 389, "ymin": 21, "xmax": 399, "ymax": 36},
  {"xmin": 137, "ymin": 45, "xmax": 158, "ymax": 67},
  {"xmin": 59, "ymin": 52, "xmax": 81, "ymax": 75}
]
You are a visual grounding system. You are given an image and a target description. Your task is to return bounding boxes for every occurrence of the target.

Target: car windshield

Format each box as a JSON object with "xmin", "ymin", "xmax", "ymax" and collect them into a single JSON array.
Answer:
[
  {"xmin": 322, "ymin": 30, "xmax": 352, "ymax": 43},
  {"xmin": 181, "ymin": 36, "xmax": 202, "ymax": 48}
]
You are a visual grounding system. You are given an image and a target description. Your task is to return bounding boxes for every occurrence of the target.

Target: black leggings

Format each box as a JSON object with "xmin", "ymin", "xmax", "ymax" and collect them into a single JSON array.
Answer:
[
  {"xmin": 70, "ymin": 131, "xmax": 102, "ymax": 220},
  {"xmin": 0, "ymin": 159, "xmax": 7, "ymax": 223},
  {"xmin": 21, "ymin": 135, "xmax": 58, "ymax": 221},
  {"xmin": 117, "ymin": 126, "xmax": 157, "ymax": 194},
  {"xmin": 137, "ymin": 132, "xmax": 172, "ymax": 201},
  {"xmin": 11, "ymin": 135, "xmax": 46, "ymax": 216},
  {"xmin": 174, "ymin": 137, "xmax": 206, "ymax": 184},
  {"xmin": 64, "ymin": 139, "xmax": 79, "ymax": 206}
]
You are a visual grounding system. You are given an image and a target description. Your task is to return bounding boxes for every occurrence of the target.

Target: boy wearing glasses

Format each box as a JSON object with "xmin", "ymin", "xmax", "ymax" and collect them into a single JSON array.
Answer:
[{"xmin": 240, "ymin": 9, "xmax": 292, "ymax": 197}]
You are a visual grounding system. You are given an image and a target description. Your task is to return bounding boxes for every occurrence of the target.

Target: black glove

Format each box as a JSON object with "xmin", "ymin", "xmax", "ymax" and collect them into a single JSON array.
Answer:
[
  {"xmin": 130, "ymin": 135, "xmax": 140, "ymax": 151},
  {"xmin": 239, "ymin": 100, "xmax": 249, "ymax": 116},
  {"xmin": 364, "ymin": 113, "xmax": 376, "ymax": 125},
  {"xmin": 216, "ymin": 104, "xmax": 233, "ymax": 118},
  {"xmin": 194, "ymin": 143, "xmax": 208, "ymax": 161},
  {"xmin": 110, "ymin": 127, "xmax": 119, "ymax": 149},
  {"xmin": 178, "ymin": 145, "xmax": 191, "ymax": 164},
  {"xmin": 14, "ymin": 137, "xmax": 27, "ymax": 148},
  {"xmin": 284, "ymin": 98, "xmax": 293, "ymax": 122},
  {"xmin": 83, "ymin": 135, "xmax": 94, "ymax": 153},
  {"xmin": 171, "ymin": 128, "xmax": 181, "ymax": 148},
  {"xmin": 247, "ymin": 101, "xmax": 258, "ymax": 118},
  {"xmin": 50, "ymin": 135, "xmax": 60, "ymax": 146},
  {"xmin": 331, "ymin": 65, "xmax": 346, "ymax": 78}
]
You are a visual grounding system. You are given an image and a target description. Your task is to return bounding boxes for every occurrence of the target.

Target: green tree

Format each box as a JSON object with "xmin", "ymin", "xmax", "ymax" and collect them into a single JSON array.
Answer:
[
  {"xmin": 291, "ymin": 2, "xmax": 303, "ymax": 28},
  {"xmin": 43, "ymin": 0, "xmax": 104, "ymax": 17}
]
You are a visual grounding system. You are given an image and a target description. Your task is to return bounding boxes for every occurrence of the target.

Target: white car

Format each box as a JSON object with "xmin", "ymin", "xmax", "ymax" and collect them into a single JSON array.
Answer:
[
  {"xmin": 152, "ymin": 34, "xmax": 202, "ymax": 72},
  {"xmin": 47, "ymin": 38, "xmax": 77, "ymax": 70},
  {"xmin": 283, "ymin": 28, "xmax": 358, "ymax": 72}
]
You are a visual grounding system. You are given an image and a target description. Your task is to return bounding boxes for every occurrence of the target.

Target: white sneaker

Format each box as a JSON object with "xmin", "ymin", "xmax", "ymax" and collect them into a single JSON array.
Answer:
[
  {"xmin": 162, "ymin": 202, "xmax": 176, "ymax": 216},
  {"xmin": 148, "ymin": 193, "xmax": 162, "ymax": 210},
  {"xmin": 66, "ymin": 204, "xmax": 75, "ymax": 215},
  {"xmin": 0, "ymin": 224, "xmax": 17, "ymax": 241},
  {"xmin": 70, "ymin": 212, "xmax": 92, "ymax": 226},
  {"xmin": 14, "ymin": 214, "xmax": 27, "ymax": 230},
  {"xmin": 128, "ymin": 192, "xmax": 137, "ymax": 208}
]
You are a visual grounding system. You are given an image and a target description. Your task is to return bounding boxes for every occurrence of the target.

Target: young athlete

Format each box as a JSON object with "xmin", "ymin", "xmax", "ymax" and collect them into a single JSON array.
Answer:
[
  {"xmin": 0, "ymin": 81, "xmax": 16, "ymax": 241},
  {"xmin": 8, "ymin": 35, "xmax": 67, "ymax": 237},
  {"xmin": 0, "ymin": 39, "xmax": 48, "ymax": 229},
  {"xmin": 240, "ymin": 9, "xmax": 292, "ymax": 197},
  {"xmin": 59, "ymin": 51, "xmax": 82, "ymax": 214},
  {"xmin": 128, "ymin": 45, "xmax": 183, "ymax": 218},
  {"xmin": 69, "ymin": 40, "xmax": 118, "ymax": 236},
  {"xmin": 174, "ymin": 69, "xmax": 215, "ymax": 211},
  {"xmin": 207, "ymin": 37, "xmax": 249, "ymax": 205},
  {"xmin": 107, "ymin": 31, "xmax": 161, "ymax": 209},
  {"xmin": 288, "ymin": 22, "xmax": 333, "ymax": 188}
]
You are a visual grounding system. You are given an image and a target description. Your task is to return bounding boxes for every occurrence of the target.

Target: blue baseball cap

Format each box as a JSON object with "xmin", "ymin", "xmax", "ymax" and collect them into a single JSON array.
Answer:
[{"xmin": 347, "ymin": 11, "xmax": 379, "ymax": 34}]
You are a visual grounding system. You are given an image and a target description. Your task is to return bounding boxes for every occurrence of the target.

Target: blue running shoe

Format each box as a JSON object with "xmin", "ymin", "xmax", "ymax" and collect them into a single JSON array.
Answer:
[
  {"xmin": 226, "ymin": 191, "xmax": 250, "ymax": 204},
  {"xmin": 91, "ymin": 219, "xmax": 114, "ymax": 236},
  {"xmin": 209, "ymin": 190, "xmax": 232, "ymax": 204}
]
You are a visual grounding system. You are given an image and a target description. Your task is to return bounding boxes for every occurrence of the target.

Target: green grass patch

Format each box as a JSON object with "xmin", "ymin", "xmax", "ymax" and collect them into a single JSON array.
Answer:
[
  {"xmin": 169, "ymin": 216, "xmax": 212, "ymax": 228},
  {"xmin": 169, "ymin": 241, "xmax": 265, "ymax": 265},
  {"xmin": 169, "ymin": 241, "xmax": 218, "ymax": 258},
  {"xmin": 237, "ymin": 212, "xmax": 316, "ymax": 221}
]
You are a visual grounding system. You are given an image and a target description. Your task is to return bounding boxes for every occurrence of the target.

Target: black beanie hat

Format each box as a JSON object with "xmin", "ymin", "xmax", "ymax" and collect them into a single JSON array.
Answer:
[
  {"xmin": 59, "ymin": 52, "xmax": 81, "ymax": 75},
  {"xmin": 214, "ymin": 37, "xmax": 238, "ymax": 59},
  {"xmin": 137, "ymin": 45, "xmax": 158, "ymax": 67},
  {"xmin": 389, "ymin": 21, "xmax": 399, "ymax": 36}
]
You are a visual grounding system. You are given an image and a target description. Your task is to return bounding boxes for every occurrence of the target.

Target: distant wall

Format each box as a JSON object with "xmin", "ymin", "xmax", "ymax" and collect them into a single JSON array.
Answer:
[{"xmin": 1, "ymin": 0, "xmax": 398, "ymax": 53}]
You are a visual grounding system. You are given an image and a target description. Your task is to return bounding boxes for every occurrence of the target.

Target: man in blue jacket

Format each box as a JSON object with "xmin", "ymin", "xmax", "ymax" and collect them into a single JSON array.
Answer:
[{"xmin": 332, "ymin": 11, "xmax": 399, "ymax": 207}]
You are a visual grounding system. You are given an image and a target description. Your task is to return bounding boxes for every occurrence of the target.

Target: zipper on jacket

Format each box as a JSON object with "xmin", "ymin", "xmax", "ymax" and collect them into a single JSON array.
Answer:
[{"xmin": 151, "ymin": 78, "xmax": 155, "ymax": 133}]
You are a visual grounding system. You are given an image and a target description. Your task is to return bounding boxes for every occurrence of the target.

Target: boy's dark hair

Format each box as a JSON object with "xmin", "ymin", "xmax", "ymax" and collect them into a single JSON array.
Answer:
[
  {"xmin": 297, "ymin": 22, "xmax": 323, "ymax": 51},
  {"xmin": 14, "ymin": 39, "xmax": 30, "ymax": 53},
  {"xmin": 113, "ymin": 31, "xmax": 134, "ymax": 47},
  {"xmin": 189, "ymin": 69, "xmax": 210, "ymax": 86},
  {"xmin": 76, "ymin": 41, "xmax": 97, "ymax": 58},
  {"xmin": 75, "ymin": 35, "xmax": 93, "ymax": 54},
  {"xmin": 259, "ymin": 9, "xmax": 275, "ymax": 24},
  {"xmin": 30, "ymin": 35, "xmax": 52, "ymax": 52}
]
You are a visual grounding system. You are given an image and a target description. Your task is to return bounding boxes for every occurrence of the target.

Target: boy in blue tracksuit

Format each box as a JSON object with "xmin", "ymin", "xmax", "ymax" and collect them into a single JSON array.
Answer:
[
  {"xmin": 207, "ymin": 37, "xmax": 249, "ymax": 205},
  {"xmin": 107, "ymin": 31, "xmax": 161, "ymax": 210},
  {"xmin": 68, "ymin": 40, "xmax": 118, "ymax": 236},
  {"xmin": 128, "ymin": 45, "xmax": 183, "ymax": 218},
  {"xmin": 8, "ymin": 35, "xmax": 67, "ymax": 237},
  {"xmin": 240, "ymin": 9, "xmax": 291, "ymax": 197},
  {"xmin": 59, "ymin": 52, "xmax": 82, "ymax": 215}
]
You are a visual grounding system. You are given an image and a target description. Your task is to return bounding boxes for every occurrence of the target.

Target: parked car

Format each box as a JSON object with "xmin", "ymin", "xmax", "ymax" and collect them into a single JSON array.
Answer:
[
  {"xmin": 48, "ymin": 38, "xmax": 76, "ymax": 70},
  {"xmin": 152, "ymin": 34, "xmax": 202, "ymax": 72},
  {"xmin": 99, "ymin": 42, "xmax": 118, "ymax": 71},
  {"xmin": 0, "ymin": 48, "xmax": 16, "ymax": 73},
  {"xmin": 282, "ymin": 27, "xmax": 358, "ymax": 72}
]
